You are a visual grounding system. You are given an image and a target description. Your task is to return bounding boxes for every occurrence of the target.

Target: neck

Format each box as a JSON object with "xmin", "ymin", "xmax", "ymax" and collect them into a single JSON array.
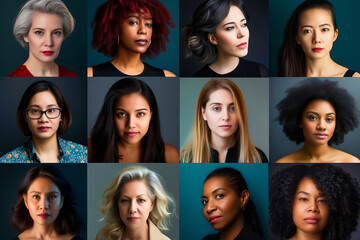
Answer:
[
  {"xmin": 289, "ymin": 230, "xmax": 322, "ymax": 240},
  {"xmin": 301, "ymin": 142, "xmax": 330, "ymax": 162},
  {"xmin": 24, "ymin": 56, "xmax": 58, "ymax": 77},
  {"xmin": 210, "ymin": 134, "xmax": 236, "ymax": 163},
  {"xmin": 219, "ymin": 214, "xmax": 245, "ymax": 240},
  {"xmin": 117, "ymin": 140, "xmax": 143, "ymax": 163},
  {"xmin": 210, "ymin": 54, "xmax": 239, "ymax": 74},
  {"xmin": 30, "ymin": 223, "xmax": 57, "ymax": 239},
  {"xmin": 32, "ymin": 134, "xmax": 59, "ymax": 163},
  {"xmin": 111, "ymin": 46, "xmax": 144, "ymax": 75},
  {"xmin": 305, "ymin": 54, "xmax": 335, "ymax": 77},
  {"xmin": 122, "ymin": 224, "xmax": 149, "ymax": 240}
]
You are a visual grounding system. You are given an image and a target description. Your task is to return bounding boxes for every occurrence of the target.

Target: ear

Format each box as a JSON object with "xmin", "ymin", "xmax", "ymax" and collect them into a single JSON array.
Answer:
[
  {"xmin": 23, "ymin": 34, "xmax": 29, "ymax": 43},
  {"xmin": 296, "ymin": 34, "xmax": 301, "ymax": 45},
  {"xmin": 150, "ymin": 201, "xmax": 154, "ymax": 212},
  {"xmin": 23, "ymin": 194, "xmax": 29, "ymax": 209},
  {"xmin": 60, "ymin": 196, "xmax": 64, "ymax": 209},
  {"xmin": 208, "ymin": 33, "xmax": 218, "ymax": 45},
  {"xmin": 240, "ymin": 190, "xmax": 250, "ymax": 207},
  {"xmin": 201, "ymin": 106, "xmax": 207, "ymax": 121},
  {"xmin": 333, "ymin": 29, "xmax": 338, "ymax": 42}
]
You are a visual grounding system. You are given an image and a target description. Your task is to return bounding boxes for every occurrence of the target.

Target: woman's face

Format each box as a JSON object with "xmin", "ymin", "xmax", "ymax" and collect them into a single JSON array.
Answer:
[
  {"xmin": 119, "ymin": 9, "xmax": 153, "ymax": 54},
  {"xmin": 202, "ymin": 176, "xmax": 247, "ymax": 231},
  {"xmin": 292, "ymin": 177, "xmax": 330, "ymax": 236},
  {"xmin": 296, "ymin": 8, "xmax": 338, "ymax": 60},
  {"xmin": 300, "ymin": 99, "xmax": 336, "ymax": 146},
  {"xmin": 23, "ymin": 177, "xmax": 63, "ymax": 227},
  {"xmin": 202, "ymin": 89, "xmax": 239, "ymax": 143},
  {"xmin": 26, "ymin": 91, "xmax": 61, "ymax": 141},
  {"xmin": 23, "ymin": 11, "xmax": 64, "ymax": 64},
  {"xmin": 209, "ymin": 5, "xmax": 249, "ymax": 58},
  {"xmin": 118, "ymin": 180, "xmax": 153, "ymax": 229},
  {"xmin": 114, "ymin": 93, "xmax": 152, "ymax": 145}
]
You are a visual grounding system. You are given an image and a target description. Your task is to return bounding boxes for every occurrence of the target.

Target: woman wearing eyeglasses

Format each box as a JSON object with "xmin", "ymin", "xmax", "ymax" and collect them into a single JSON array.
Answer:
[{"xmin": 0, "ymin": 81, "xmax": 87, "ymax": 163}]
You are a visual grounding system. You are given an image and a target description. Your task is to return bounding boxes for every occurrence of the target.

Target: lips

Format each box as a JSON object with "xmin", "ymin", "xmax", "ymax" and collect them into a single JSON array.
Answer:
[
  {"xmin": 135, "ymin": 39, "xmax": 148, "ymax": 46},
  {"xmin": 314, "ymin": 133, "xmax": 328, "ymax": 139},
  {"xmin": 42, "ymin": 51, "xmax": 54, "ymax": 56},
  {"xmin": 312, "ymin": 48, "xmax": 323, "ymax": 52},
  {"xmin": 209, "ymin": 216, "xmax": 222, "ymax": 224},
  {"xmin": 305, "ymin": 217, "xmax": 319, "ymax": 224},
  {"xmin": 38, "ymin": 213, "xmax": 50, "ymax": 218},
  {"xmin": 219, "ymin": 125, "xmax": 231, "ymax": 130},
  {"xmin": 127, "ymin": 217, "xmax": 140, "ymax": 221},
  {"xmin": 38, "ymin": 126, "xmax": 50, "ymax": 131},
  {"xmin": 237, "ymin": 42, "xmax": 247, "ymax": 49},
  {"xmin": 125, "ymin": 132, "xmax": 138, "ymax": 137}
]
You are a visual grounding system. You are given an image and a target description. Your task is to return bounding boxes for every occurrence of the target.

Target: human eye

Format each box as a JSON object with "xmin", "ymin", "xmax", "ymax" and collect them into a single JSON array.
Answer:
[
  {"xmin": 229, "ymin": 105, "xmax": 235, "ymax": 111},
  {"xmin": 241, "ymin": 21, "xmax": 247, "ymax": 27},
  {"xmin": 34, "ymin": 30, "xmax": 43, "ymax": 35},
  {"xmin": 48, "ymin": 195, "xmax": 57, "ymax": 200},
  {"xmin": 47, "ymin": 108, "xmax": 56, "ymax": 113},
  {"xmin": 29, "ymin": 109, "xmax": 40, "ymax": 114},
  {"xmin": 145, "ymin": 22, "xmax": 153, "ymax": 28},
  {"xmin": 225, "ymin": 25, "xmax": 235, "ymax": 31},
  {"xmin": 299, "ymin": 197, "xmax": 308, "ymax": 202},
  {"xmin": 32, "ymin": 195, "xmax": 40, "ymax": 200},
  {"xmin": 137, "ymin": 112, "xmax": 145, "ymax": 117},
  {"xmin": 53, "ymin": 30, "xmax": 62, "ymax": 36},
  {"xmin": 137, "ymin": 198, "xmax": 146, "ymax": 203},
  {"xmin": 120, "ymin": 198, "xmax": 129, "ymax": 204},
  {"xmin": 326, "ymin": 117, "xmax": 334, "ymax": 123},
  {"xmin": 308, "ymin": 115, "xmax": 317, "ymax": 121},
  {"xmin": 201, "ymin": 199, "xmax": 208, "ymax": 206},
  {"xmin": 129, "ymin": 19, "xmax": 139, "ymax": 26},
  {"xmin": 318, "ymin": 198, "xmax": 327, "ymax": 203},
  {"xmin": 212, "ymin": 106, "xmax": 221, "ymax": 112},
  {"xmin": 303, "ymin": 29, "xmax": 312, "ymax": 34},
  {"xmin": 322, "ymin": 27, "xmax": 330, "ymax": 32},
  {"xmin": 116, "ymin": 112, "xmax": 126, "ymax": 118},
  {"xmin": 215, "ymin": 194, "xmax": 224, "ymax": 200}
]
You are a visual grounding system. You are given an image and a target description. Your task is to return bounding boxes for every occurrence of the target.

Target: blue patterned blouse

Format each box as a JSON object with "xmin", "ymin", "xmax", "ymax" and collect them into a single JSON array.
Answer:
[{"xmin": 0, "ymin": 137, "xmax": 87, "ymax": 163}]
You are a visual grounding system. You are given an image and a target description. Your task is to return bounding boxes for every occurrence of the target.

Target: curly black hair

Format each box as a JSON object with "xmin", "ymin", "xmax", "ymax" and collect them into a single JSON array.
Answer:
[
  {"xmin": 276, "ymin": 78, "xmax": 359, "ymax": 145},
  {"xmin": 269, "ymin": 164, "xmax": 360, "ymax": 240}
]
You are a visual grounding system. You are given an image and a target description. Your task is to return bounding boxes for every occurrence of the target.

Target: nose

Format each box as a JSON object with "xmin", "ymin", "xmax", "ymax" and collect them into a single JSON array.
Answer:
[
  {"xmin": 307, "ymin": 200, "xmax": 319, "ymax": 213},
  {"xmin": 127, "ymin": 115, "xmax": 135, "ymax": 128},
  {"xmin": 38, "ymin": 111, "xmax": 49, "ymax": 122},
  {"xmin": 129, "ymin": 200, "xmax": 137, "ymax": 214},
  {"xmin": 137, "ymin": 21, "xmax": 147, "ymax": 35},
  {"xmin": 222, "ymin": 109, "xmax": 230, "ymax": 121},
  {"xmin": 237, "ymin": 27, "xmax": 245, "ymax": 38},
  {"xmin": 316, "ymin": 119, "xmax": 326, "ymax": 131},
  {"xmin": 40, "ymin": 197, "xmax": 49, "ymax": 210},
  {"xmin": 312, "ymin": 30, "xmax": 321, "ymax": 44},
  {"xmin": 205, "ymin": 199, "xmax": 216, "ymax": 214}
]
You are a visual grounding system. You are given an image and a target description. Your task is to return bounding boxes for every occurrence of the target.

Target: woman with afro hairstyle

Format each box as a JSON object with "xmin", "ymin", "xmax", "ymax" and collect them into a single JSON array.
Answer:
[
  {"xmin": 88, "ymin": 0, "xmax": 176, "ymax": 77},
  {"xmin": 276, "ymin": 78, "xmax": 359, "ymax": 163},
  {"xmin": 269, "ymin": 164, "xmax": 360, "ymax": 240}
]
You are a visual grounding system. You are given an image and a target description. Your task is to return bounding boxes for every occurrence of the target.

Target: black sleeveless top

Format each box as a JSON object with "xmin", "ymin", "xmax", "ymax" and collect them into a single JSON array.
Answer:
[
  {"xmin": 344, "ymin": 69, "xmax": 356, "ymax": 77},
  {"xmin": 92, "ymin": 61, "xmax": 165, "ymax": 77}
]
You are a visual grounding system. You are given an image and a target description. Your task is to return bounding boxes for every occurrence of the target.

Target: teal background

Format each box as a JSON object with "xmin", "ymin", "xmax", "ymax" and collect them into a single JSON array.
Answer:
[
  {"xmin": 180, "ymin": 78, "xmax": 269, "ymax": 159},
  {"xmin": 0, "ymin": 0, "xmax": 87, "ymax": 77},
  {"xmin": 179, "ymin": 163, "xmax": 269, "ymax": 240},
  {"xmin": 269, "ymin": 0, "xmax": 360, "ymax": 76},
  {"xmin": 87, "ymin": 0, "xmax": 179, "ymax": 76}
]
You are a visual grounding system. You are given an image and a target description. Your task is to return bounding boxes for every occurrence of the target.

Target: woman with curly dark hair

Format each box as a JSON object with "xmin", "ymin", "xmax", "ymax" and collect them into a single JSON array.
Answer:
[
  {"xmin": 269, "ymin": 164, "xmax": 360, "ymax": 240},
  {"xmin": 11, "ymin": 165, "xmax": 83, "ymax": 239},
  {"xmin": 88, "ymin": 0, "xmax": 176, "ymax": 77},
  {"xmin": 201, "ymin": 167, "xmax": 264, "ymax": 240},
  {"xmin": 276, "ymin": 78, "xmax": 359, "ymax": 162}
]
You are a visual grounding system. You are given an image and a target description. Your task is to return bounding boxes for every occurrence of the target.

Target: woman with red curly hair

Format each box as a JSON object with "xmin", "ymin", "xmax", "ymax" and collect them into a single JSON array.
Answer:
[{"xmin": 88, "ymin": 0, "xmax": 176, "ymax": 77}]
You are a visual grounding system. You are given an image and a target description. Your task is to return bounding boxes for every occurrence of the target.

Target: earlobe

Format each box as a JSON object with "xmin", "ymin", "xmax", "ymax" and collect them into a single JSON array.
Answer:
[
  {"xmin": 23, "ymin": 35, "xmax": 29, "ymax": 43},
  {"xmin": 240, "ymin": 190, "xmax": 250, "ymax": 207},
  {"xmin": 201, "ymin": 107, "xmax": 207, "ymax": 121},
  {"xmin": 296, "ymin": 35, "xmax": 301, "ymax": 45},
  {"xmin": 208, "ymin": 33, "xmax": 217, "ymax": 45},
  {"xmin": 333, "ymin": 29, "xmax": 339, "ymax": 42}
]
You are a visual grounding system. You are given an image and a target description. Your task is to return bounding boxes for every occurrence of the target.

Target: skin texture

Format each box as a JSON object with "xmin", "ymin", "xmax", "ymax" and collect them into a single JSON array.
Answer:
[
  {"xmin": 202, "ymin": 176, "xmax": 249, "ymax": 240},
  {"xmin": 118, "ymin": 180, "xmax": 154, "ymax": 239},
  {"xmin": 23, "ymin": 11, "xmax": 64, "ymax": 76},
  {"xmin": 208, "ymin": 5, "xmax": 249, "ymax": 74},
  {"xmin": 26, "ymin": 91, "xmax": 61, "ymax": 143},
  {"xmin": 290, "ymin": 177, "xmax": 330, "ymax": 240}
]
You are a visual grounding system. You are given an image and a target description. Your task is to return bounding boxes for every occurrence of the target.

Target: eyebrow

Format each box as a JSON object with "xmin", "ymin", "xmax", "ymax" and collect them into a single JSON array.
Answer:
[
  {"xmin": 128, "ymin": 15, "xmax": 153, "ymax": 21},
  {"xmin": 121, "ymin": 194, "xmax": 147, "ymax": 198},
  {"xmin": 300, "ymin": 23, "xmax": 332, "ymax": 29},
  {"xmin": 202, "ymin": 188, "xmax": 225, "ymax": 198},
  {"xmin": 223, "ymin": 19, "xmax": 246, "ymax": 27},
  {"xmin": 296, "ymin": 191, "xmax": 326, "ymax": 197},
  {"xmin": 305, "ymin": 111, "xmax": 335, "ymax": 115},
  {"xmin": 30, "ymin": 191, "xmax": 59, "ymax": 194},
  {"xmin": 208, "ymin": 102, "xmax": 234, "ymax": 106},
  {"xmin": 31, "ymin": 27, "xmax": 63, "ymax": 31},
  {"xmin": 114, "ymin": 108, "xmax": 149, "ymax": 112},
  {"xmin": 28, "ymin": 104, "xmax": 58, "ymax": 108}
]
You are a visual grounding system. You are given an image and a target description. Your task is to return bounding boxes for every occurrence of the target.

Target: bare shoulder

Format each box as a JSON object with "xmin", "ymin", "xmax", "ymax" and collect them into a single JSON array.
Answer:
[
  {"xmin": 276, "ymin": 151, "xmax": 302, "ymax": 163},
  {"xmin": 332, "ymin": 148, "xmax": 360, "ymax": 162},
  {"xmin": 352, "ymin": 72, "xmax": 360, "ymax": 77},
  {"xmin": 163, "ymin": 70, "xmax": 176, "ymax": 77},
  {"xmin": 87, "ymin": 67, "xmax": 93, "ymax": 77},
  {"xmin": 165, "ymin": 144, "xmax": 180, "ymax": 163}
]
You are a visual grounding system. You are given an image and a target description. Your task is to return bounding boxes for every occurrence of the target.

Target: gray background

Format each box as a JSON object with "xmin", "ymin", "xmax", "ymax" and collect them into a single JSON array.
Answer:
[
  {"xmin": 0, "ymin": 163, "xmax": 87, "ymax": 239},
  {"xmin": 0, "ymin": 77, "xmax": 87, "ymax": 157},
  {"xmin": 87, "ymin": 163, "xmax": 179, "ymax": 239},
  {"xmin": 87, "ymin": 77, "xmax": 180, "ymax": 150},
  {"xmin": 180, "ymin": 78, "xmax": 269, "ymax": 159},
  {"xmin": 269, "ymin": 77, "xmax": 360, "ymax": 162},
  {"xmin": 269, "ymin": 163, "xmax": 360, "ymax": 240}
]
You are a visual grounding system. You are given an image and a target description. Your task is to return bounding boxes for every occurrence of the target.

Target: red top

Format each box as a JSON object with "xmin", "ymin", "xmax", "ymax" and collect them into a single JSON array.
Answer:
[{"xmin": 8, "ymin": 65, "xmax": 78, "ymax": 77}]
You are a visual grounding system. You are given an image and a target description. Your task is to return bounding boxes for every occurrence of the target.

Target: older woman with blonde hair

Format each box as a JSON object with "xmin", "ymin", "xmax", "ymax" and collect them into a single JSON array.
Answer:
[
  {"xmin": 181, "ymin": 78, "xmax": 267, "ymax": 163},
  {"xmin": 96, "ymin": 166, "xmax": 175, "ymax": 240}
]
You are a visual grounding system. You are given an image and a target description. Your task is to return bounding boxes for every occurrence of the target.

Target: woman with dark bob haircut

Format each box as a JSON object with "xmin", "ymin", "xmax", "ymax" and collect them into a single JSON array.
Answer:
[
  {"xmin": 90, "ymin": 78, "xmax": 179, "ymax": 163},
  {"xmin": 12, "ymin": 165, "xmax": 84, "ymax": 239},
  {"xmin": 88, "ymin": 0, "xmax": 176, "ymax": 77},
  {"xmin": 276, "ymin": 78, "xmax": 359, "ymax": 162},
  {"xmin": 9, "ymin": 0, "xmax": 77, "ymax": 77},
  {"xmin": 269, "ymin": 164, "xmax": 360, "ymax": 240},
  {"xmin": 0, "ymin": 81, "xmax": 87, "ymax": 163},
  {"xmin": 277, "ymin": 0, "xmax": 359, "ymax": 77},
  {"xmin": 202, "ymin": 167, "xmax": 264, "ymax": 240},
  {"xmin": 183, "ymin": 0, "xmax": 268, "ymax": 77}
]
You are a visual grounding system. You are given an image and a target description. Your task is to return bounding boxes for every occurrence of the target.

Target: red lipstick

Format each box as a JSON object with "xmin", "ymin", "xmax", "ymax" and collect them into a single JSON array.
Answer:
[
  {"xmin": 38, "ymin": 127, "xmax": 50, "ymax": 131},
  {"xmin": 42, "ymin": 51, "xmax": 54, "ymax": 56},
  {"xmin": 38, "ymin": 213, "xmax": 50, "ymax": 218},
  {"xmin": 312, "ymin": 48, "xmax": 323, "ymax": 52}
]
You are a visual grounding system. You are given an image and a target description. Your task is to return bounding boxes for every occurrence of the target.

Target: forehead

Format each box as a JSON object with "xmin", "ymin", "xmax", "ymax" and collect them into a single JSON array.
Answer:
[
  {"xmin": 295, "ymin": 177, "xmax": 322, "ymax": 195},
  {"xmin": 120, "ymin": 179, "xmax": 150, "ymax": 196},
  {"xmin": 203, "ymin": 176, "xmax": 232, "ymax": 194},
  {"xmin": 31, "ymin": 11, "xmax": 63, "ymax": 28},
  {"xmin": 303, "ymin": 99, "xmax": 335, "ymax": 113},
  {"xmin": 221, "ymin": 5, "xmax": 245, "ymax": 23},
  {"xmin": 28, "ymin": 177, "xmax": 60, "ymax": 193},
  {"xmin": 207, "ymin": 88, "xmax": 234, "ymax": 104},
  {"xmin": 28, "ymin": 90, "xmax": 58, "ymax": 106},
  {"xmin": 115, "ymin": 93, "xmax": 150, "ymax": 109},
  {"xmin": 298, "ymin": 8, "xmax": 333, "ymax": 26},
  {"xmin": 128, "ymin": 7, "xmax": 152, "ymax": 20}
]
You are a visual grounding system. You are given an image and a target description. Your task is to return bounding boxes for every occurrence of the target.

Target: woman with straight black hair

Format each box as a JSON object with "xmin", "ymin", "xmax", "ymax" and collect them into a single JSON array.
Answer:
[{"xmin": 90, "ymin": 78, "xmax": 179, "ymax": 163}]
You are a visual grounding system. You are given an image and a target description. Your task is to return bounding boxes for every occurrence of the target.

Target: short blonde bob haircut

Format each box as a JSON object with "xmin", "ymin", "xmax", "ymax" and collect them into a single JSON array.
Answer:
[
  {"xmin": 98, "ymin": 166, "xmax": 175, "ymax": 239},
  {"xmin": 13, "ymin": 0, "xmax": 75, "ymax": 48},
  {"xmin": 181, "ymin": 78, "xmax": 261, "ymax": 163}
]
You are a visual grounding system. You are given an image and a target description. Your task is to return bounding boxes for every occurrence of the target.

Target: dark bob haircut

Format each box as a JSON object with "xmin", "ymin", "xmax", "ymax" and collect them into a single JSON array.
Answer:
[
  {"xmin": 90, "ymin": 78, "xmax": 165, "ymax": 163},
  {"xmin": 276, "ymin": 78, "xmax": 359, "ymax": 145},
  {"xmin": 269, "ymin": 164, "xmax": 360, "ymax": 240},
  {"xmin": 277, "ymin": 0, "xmax": 337, "ymax": 76},
  {"xmin": 205, "ymin": 168, "xmax": 263, "ymax": 237},
  {"xmin": 183, "ymin": 0, "xmax": 247, "ymax": 62},
  {"xmin": 17, "ymin": 80, "xmax": 72, "ymax": 136},
  {"xmin": 91, "ymin": 0, "xmax": 175, "ymax": 58},
  {"xmin": 11, "ymin": 165, "xmax": 83, "ymax": 234}
]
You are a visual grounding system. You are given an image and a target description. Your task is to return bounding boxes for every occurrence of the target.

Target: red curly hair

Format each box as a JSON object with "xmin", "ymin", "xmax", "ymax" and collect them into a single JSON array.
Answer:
[{"xmin": 91, "ymin": 0, "xmax": 175, "ymax": 59}]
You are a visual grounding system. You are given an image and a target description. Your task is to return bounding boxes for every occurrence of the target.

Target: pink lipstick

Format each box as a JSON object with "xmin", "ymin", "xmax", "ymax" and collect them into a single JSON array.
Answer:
[
  {"xmin": 305, "ymin": 217, "xmax": 319, "ymax": 224},
  {"xmin": 42, "ymin": 51, "xmax": 54, "ymax": 56},
  {"xmin": 38, "ymin": 127, "xmax": 50, "ymax": 131},
  {"xmin": 127, "ymin": 217, "xmax": 140, "ymax": 221},
  {"xmin": 38, "ymin": 213, "xmax": 50, "ymax": 218},
  {"xmin": 125, "ymin": 132, "xmax": 138, "ymax": 137},
  {"xmin": 312, "ymin": 48, "xmax": 323, "ymax": 52},
  {"xmin": 219, "ymin": 125, "xmax": 231, "ymax": 130},
  {"xmin": 209, "ymin": 216, "xmax": 221, "ymax": 224},
  {"xmin": 237, "ymin": 43, "xmax": 247, "ymax": 49},
  {"xmin": 314, "ymin": 133, "xmax": 327, "ymax": 139}
]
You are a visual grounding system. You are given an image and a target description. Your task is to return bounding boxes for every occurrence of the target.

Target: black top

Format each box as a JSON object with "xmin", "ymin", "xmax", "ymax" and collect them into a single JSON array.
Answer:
[
  {"xmin": 202, "ymin": 222, "xmax": 264, "ymax": 240},
  {"xmin": 15, "ymin": 235, "xmax": 82, "ymax": 240},
  {"xmin": 92, "ymin": 61, "xmax": 165, "ymax": 77},
  {"xmin": 210, "ymin": 143, "xmax": 268, "ymax": 163},
  {"xmin": 344, "ymin": 69, "xmax": 356, "ymax": 77},
  {"xmin": 193, "ymin": 59, "xmax": 268, "ymax": 77}
]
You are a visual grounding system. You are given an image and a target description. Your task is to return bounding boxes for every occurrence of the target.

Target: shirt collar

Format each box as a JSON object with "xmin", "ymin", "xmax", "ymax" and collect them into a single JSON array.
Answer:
[{"xmin": 24, "ymin": 136, "xmax": 67, "ymax": 163}]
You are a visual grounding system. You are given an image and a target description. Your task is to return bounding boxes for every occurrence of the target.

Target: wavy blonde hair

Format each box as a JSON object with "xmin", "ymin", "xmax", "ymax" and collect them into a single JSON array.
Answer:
[
  {"xmin": 181, "ymin": 78, "xmax": 261, "ymax": 163},
  {"xmin": 97, "ymin": 166, "xmax": 175, "ymax": 239}
]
